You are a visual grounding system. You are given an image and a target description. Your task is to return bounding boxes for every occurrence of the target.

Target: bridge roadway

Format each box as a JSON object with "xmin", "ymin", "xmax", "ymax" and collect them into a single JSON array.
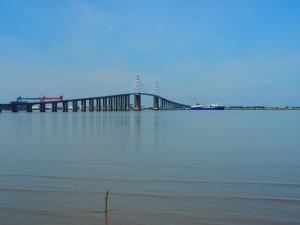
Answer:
[{"xmin": 0, "ymin": 93, "xmax": 190, "ymax": 113}]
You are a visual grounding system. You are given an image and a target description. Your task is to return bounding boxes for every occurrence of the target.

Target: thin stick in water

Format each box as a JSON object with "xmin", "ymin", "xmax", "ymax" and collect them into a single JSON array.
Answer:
[{"xmin": 104, "ymin": 190, "xmax": 109, "ymax": 213}]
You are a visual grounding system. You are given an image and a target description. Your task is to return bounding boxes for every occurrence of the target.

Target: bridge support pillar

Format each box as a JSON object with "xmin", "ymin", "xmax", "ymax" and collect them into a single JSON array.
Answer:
[
  {"xmin": 124, "ymin": 96, "xmax": 127, "ymax": 111},
  {"xmin": 99, "ymin": 98, "xmax": 103, "ymax": 111},
  {"xmin": 103, "ymin": 98, "xmax": 107, "ymax": 111},
  {"xmin": 121, "ymin": 95, "xmax": 124, "ymax": 111},
  {"xmin": 12, "ymin": 104, "xmax": 18, "ymax": 113},
  {"xmin": 114, "ymin": 97, "xmax": 117, "ymax": 111},
  {"xmin": 89, "ymin": 99, "xmax": 94, "ymax": 111},
  {"xmin": 153, "ymin": 96, "xmax": 159, "ymax": 110},
  {"xmin": 52, "ymin": 103, "xmax": 57, "ymax": 112},
  {"xmin": 116, "ymin": 96, "xmax": 118, "ymax": 111},
  {"xmin": 118, "ymin": 96, "xmax": 121, "ymax": 111},
  {"xmin": 102, "ymin": 98, "xmax": 107, "ymax": 111},
  {"xmin": 124, "ymin": 95, "xmax": 127, "ymax": 111},
  {"xmin": 40, "ymin": 103, "xmax": 46, "ymax": 112},
  {"xmin": 119, "ymin": 96, "xmax": 122, "ymax": 111},
  {"xmin": 111, "ymin": 97, "xmax": 113, "ymax": 111},
  {"xmin": 123, "ymin": 95, "xmax": 126, "ymax": 111},
  {"xmin": 26, "ymin": 104, "xmax": 33, "ymax": 112},
  {"xmin": 81, "ymin": 100, "xmax": 86, "ymax": 112},
  {"xmin": 12, "ymin": 104, "xmax": 18, "ymax": 112},
  {"xmin": 134, "ymin": 94, "xmax": 141, "ymax": 111},
  {"xmin": 127, "ymin": 95, "xmax": 131, "ymax": 110},
  {"xmin": 72, "ymin": 101, "xmax": 78, "ymax": 112},
  {"xmin": 109, "ymin": 97, "xmax": 113, "ymax": 111},
  {"xmin": 120, "ymin": 95, "xmax": 125, "ymax": 111},
  {"xmin": 63, "ymin": 102, "xmax": 68, "ymax": 112},
  {"xmin": 122, "ymin": 95, "xmax": 125, "ymax": 111},
  {"xmin": 109, "ymin": 97, "xmax": 114, "ymax": 111},
  {"xmin": 96, "ymin": 98, "xmax": 100, "ymax": 111},
  {"xmin": 100, "ymin": 98, "xmax": 102, "ymax": 111},
  {"xmin": 117, "ymin": 96, "xmax": 120, "ymax": 111},
  {"xmin": 123, "ymin": 95, "xmax": 125, "ymax": 111}
]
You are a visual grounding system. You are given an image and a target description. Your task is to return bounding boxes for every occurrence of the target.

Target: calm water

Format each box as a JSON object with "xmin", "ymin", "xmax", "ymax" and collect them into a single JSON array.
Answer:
[{"xmin": 0, "ymin": 111, "xmax": 300, "ymax": 225}]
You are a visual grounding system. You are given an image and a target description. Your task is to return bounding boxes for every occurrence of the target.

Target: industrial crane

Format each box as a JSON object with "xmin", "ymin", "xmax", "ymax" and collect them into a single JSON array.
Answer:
[{"xmin": 16, "ymin": 96, "xmax": 63, "ymax": 102}]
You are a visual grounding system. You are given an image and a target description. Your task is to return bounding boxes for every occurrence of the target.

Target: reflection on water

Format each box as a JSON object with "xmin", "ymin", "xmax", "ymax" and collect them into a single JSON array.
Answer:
[
  {"xmin": 0, "ymin": 111, "xmax": 300, "ymax": 225},
  {"xmin": 104, "ymin": 212, "xmax": 109, "ymax": 225}
]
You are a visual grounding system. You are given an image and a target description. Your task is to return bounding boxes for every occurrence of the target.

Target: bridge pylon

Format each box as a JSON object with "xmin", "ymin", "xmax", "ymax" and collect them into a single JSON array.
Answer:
[
  {"xmin": 153, "ymin": 96, "xmax": 159, "ymax": 110},
  {"xmin": 134, "ymin": 94, "xmax": 141, "ymax": 111},
  {"xmin": 153, "ymin": 81, "xmax": 160, "ymax": 110},
  {"xmin": 133, "ymin": 75, "xmax": 142, "ymax": 111}
]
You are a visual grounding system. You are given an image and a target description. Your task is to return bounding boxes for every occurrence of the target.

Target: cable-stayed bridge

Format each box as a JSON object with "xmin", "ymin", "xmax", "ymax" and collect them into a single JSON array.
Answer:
[
  {"xmin": 0, "ymin": 76, "xmax": 190, "ymax": 112},
  {"xmin": 0, "ymin": 92, "xmax": 190, "ymax": 113}
]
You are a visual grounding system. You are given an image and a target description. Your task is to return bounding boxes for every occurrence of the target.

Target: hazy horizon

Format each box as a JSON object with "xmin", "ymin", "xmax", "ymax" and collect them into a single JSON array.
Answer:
[{"xmin": 1, "ymin": 0, "xmax": 300, "ymax": 105}]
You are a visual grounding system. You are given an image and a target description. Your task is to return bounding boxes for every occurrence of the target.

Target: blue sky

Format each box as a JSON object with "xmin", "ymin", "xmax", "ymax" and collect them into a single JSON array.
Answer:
[{"xmin": 0, "ymin": 0, "xmax": 299, "ymax": 105}]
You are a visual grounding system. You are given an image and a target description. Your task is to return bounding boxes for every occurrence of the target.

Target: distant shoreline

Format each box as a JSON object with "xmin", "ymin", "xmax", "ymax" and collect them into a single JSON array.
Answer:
[{"xmin": 225, "ymin": 106, "xmax": 300, "ymax": 110}]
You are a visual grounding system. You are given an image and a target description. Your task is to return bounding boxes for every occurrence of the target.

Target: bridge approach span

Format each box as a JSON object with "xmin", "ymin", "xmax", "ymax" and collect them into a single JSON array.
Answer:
[{"xmin": 0, "ymin": 93, "xmax": 190, "ymax": 113}]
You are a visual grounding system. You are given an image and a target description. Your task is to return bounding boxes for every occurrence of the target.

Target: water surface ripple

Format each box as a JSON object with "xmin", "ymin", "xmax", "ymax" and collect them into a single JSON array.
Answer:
[{"xmin": 0, "ymin": 111, "xmax": 299, "ymax": 225}]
